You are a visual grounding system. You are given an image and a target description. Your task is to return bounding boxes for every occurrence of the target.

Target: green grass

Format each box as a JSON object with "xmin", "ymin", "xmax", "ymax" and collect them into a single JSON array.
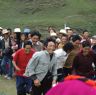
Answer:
[
  {"xmin": 0, "ymin": 0, "xmax": 96, "ymax": 34},
  {"xmin": 0, "ymin": 76, "xmax": 16, "ymax": 95}
]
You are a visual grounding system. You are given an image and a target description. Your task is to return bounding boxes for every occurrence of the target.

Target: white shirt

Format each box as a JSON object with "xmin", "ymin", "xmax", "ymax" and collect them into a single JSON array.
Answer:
[{"xmin": 54, "ymin": 49, "xmax": 68, "ymax": 69}]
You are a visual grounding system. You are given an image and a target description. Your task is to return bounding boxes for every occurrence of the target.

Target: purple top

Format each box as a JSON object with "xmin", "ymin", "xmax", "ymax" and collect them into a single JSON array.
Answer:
[
  {"xmin": 46, "ymin": 80, "xmax": 96, "ymax": 95},
  {"xmin": 72, "ymin": 51, "xmax": 96, "ymax": 77}
]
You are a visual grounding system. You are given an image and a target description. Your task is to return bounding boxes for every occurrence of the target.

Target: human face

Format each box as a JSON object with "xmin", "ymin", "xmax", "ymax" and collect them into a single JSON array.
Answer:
[
  {"xmin": 21, "ymin": 34, "xmax": 26, "ymax": 41},
  {"xmin": 46, "ymin": 41, "xmax": 56, "ymax": 54},
  {"xmin": 67, "ymin": 30, "xmax": 73, "ymax": 37},
  {"xmin": 73, "ymin": 40, "xmax": 81, "ymax": 46},
  {"xmin": 28, "ymin": 34, "xmax": 31, "ymax": 39},
  {"xmin": 83, "ymin": 32, "xmax": 89, "ymax": 38},
  {"xmin": 31, "ymin": 35, "xmax": 39, "ymax": 44},
  {"xmin": 4, "ymin": 33, "xmax": 9, "ymax": 39},
  {"xmin": 24, "ymin": 45, "xmax": 32, "ymax": 54},
  {"xmin": 61, "ymin": 36, "xmax": 68, "ymax": 44},
  {"xmin": 82, "ymin": 47, "xmax": 90, "ymax": 55}
]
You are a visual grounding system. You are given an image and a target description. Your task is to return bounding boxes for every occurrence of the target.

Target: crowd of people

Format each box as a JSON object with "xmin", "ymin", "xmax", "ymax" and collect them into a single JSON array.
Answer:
[{"xmin": 0, "ymin": 26, "xmax": 96, "ymax": 95}]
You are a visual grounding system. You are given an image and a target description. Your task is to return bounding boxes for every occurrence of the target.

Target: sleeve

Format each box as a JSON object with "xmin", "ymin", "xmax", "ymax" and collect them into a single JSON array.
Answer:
[
  {"xmin": 72, "ymin": 55, "xmax": 79, "ymax": 72},
  {"xmin": 93, "ymin": 53, "xmax": 96, "ymax": 70},
  {"xmin": 24, "ymin": 52, "xmax": 40, "ymax": 78},
  {"xmin": 13, "ymin": 49, "xmax": 20, "ymax": 63},
  {"xmin": 52, "ymin": 58, "xmax": 57, "ymax": 81}
]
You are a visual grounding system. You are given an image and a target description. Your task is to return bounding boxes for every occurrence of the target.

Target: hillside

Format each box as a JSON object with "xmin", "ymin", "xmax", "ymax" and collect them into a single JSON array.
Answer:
[{"xmin": 0, "ymin": 0, "xmax": 96, "ymax": 33}]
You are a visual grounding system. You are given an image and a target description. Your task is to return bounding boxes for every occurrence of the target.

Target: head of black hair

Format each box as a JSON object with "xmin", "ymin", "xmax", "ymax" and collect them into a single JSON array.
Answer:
[
  {"xmin": 83, "ymin": 29, "xmax": 88, "ymax": 34},
  {"xmin": 24, "ymin": 41, "xmax": 32, "ymax": 48},
  {"xmin": 21, "ymin": 32, "xmax": 26, "ymax": 35},
  {"xmin": 81, "ymin": 41, "xmax": 91, "ymax": 48},
  {"xmin": 63, "ymin": 42, "xmax": 74, "ymax": 53},
  {"xmin": 31, "ymin": 30, "xmax": 41, "ymax": 39},
  {"xmin": 71, "ymin": 35, "xmax": 81, "ymax": 42},
  {"xmin": 7, "ymin": 28, "xmax": 12, "ymax": 32},
  {"xmin": 44, "ymin": 37, "xmax": 56, "ymax": 47},
  {"xmin": 20, "ymin": 33, "xmax": 28, "ymax": 39}
]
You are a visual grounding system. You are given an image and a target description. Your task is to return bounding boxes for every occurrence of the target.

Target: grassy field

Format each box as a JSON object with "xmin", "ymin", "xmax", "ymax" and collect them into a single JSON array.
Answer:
[
  {"xmin": 0, "ymin": 0, "xmax": 96, "ymax": 34},
  {"xmin": 0, "ymin": 76, "xmax": 16, "ymax": 95}
]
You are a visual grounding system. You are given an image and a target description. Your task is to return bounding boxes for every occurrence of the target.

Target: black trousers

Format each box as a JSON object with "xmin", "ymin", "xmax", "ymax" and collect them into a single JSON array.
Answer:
[
  {"xmin": 57, "ymin": 67, "xmax": 72, "ymax": 82},
  {"xmin": 31, "ymin": 72, "xmax": 53, "ymax": 95},
  {"xmin": 63, "ymin": 67, "xmax": 72, "ymax": 77}
]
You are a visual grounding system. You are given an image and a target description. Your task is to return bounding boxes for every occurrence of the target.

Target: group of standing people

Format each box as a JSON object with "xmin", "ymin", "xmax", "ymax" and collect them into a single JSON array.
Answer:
[{"xmin": 0, "ymin": 26, "xmax": 96, "ymax": 95}]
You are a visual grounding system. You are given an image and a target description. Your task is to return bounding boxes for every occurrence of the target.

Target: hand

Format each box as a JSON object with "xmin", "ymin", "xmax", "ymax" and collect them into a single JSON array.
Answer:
[
  {"xmin": 15, "ymin": 66, "xmax": 21, "ymax": 71},
  {"xmin": 34, "ymin": 79, "xmax": 41, "ymax": 87},
  {"xmin": 52, "ymin": 80, "xmax": 57, "ymax": 87},
  {"xmin": 52, "ymin": 80, "xmax": 56, "ymax": 84}
]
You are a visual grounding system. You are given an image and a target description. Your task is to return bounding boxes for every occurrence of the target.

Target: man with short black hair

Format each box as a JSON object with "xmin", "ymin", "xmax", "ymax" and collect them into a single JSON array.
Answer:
[
  {"xmin": 81, "ymin": 30, "xmax": 91, "ymax": 43},
  {"xmin": 30, "ymin": 30, "xmax": 43, "ymax": 51},
  {"xmin": 24, "ymin": 37, "xmax": 57, "ymax": 95},
  {"xmin": 64, "ymin": 35, "xmax": 81, "ymax": 76},
  {"xmin": 12, "ymin": 41, "xmax": 35, "ymax": 95}
]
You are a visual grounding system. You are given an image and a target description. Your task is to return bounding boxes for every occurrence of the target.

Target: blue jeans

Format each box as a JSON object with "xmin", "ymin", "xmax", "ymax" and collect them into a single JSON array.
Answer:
[
  {"xmin": 1, "ymin": 56, "xmax": 13, "ymax": 77},
  {"xmin": 0, "ymin": 57, "xmax": 3, "ymax": 75},
  {"xmin": 16, "ymin": 76, "xmax": 32, "ymax": 95}
]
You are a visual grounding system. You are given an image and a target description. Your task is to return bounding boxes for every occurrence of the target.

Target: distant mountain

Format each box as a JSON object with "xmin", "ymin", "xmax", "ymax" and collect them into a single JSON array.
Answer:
[{"xmin": 0, "ymin": 0, "xmax": 96, "ymax": 34}]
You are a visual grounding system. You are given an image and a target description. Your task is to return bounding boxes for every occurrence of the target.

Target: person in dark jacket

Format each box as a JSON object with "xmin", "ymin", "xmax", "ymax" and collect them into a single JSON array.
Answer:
[
  {"xmin": 72, "ymin": 41, "xmax": 96, "ymax": 79},
  {"xmin": 1, "ymin": 29, "xmax": 13, "ymax": 79}
]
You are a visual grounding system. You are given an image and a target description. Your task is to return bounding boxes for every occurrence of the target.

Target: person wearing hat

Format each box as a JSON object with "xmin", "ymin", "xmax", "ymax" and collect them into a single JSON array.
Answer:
[
  {"xmin": 50, "ymin": 32, "xmax": 57, "ymax": 37},
  {"xmin": 23, "ymin": 26, "xmax": 31, "ymax": 34},
  {"xmin": 0, "ymin": 29, "xmax": 13, "ymax": 79},
  {"xmin": 0, "ymin": 29, "xmax": 10, "ymax": 51},
  {"xmin": 58, "ymin": 29, "xmax": 67, "ymax": 39},
  {"xmin": 14, "ymin": 28, "xmax": 21, "ymax": 49},
  {"xmin": 1, "ymin": 29, "xmax": 11, "ymax": 49},
  {"xmin": 23, "ymin": 26, "xmax": 31, "ymax": 40}
]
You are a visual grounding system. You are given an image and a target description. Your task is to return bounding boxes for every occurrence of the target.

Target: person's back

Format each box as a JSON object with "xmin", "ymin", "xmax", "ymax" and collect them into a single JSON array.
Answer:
[{"xmin": 46, "ymin": 75, "xmax": 96, "ymax": 95}]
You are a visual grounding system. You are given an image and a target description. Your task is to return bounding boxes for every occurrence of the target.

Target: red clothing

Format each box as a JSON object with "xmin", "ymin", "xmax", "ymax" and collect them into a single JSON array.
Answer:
[
  {"xmin": 13, "ymin": 48, "xmax": 35, "ymax": 76},
  {"xmin": 72, "ymin": 51, "xmax": 96, "ymax": 78}
]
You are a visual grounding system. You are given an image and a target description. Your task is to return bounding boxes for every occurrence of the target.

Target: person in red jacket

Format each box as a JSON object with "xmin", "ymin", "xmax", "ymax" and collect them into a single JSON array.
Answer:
[
  {"xmin": 12, "ymin": 41, "xmax": 35, "ymax": 95},
  {"xmin": 72, "ymin": 41, "xmax": 96, "ymax": 79}
]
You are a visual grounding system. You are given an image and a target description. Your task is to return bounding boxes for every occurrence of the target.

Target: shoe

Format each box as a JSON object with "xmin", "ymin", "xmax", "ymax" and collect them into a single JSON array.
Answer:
[
  {"xmin": 4, "ymin": 75, "xmax": 8, "ymax": 78},
  {"xmin": 7, "ymin": 77, "xmax": 12, "ymax": 80}
]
